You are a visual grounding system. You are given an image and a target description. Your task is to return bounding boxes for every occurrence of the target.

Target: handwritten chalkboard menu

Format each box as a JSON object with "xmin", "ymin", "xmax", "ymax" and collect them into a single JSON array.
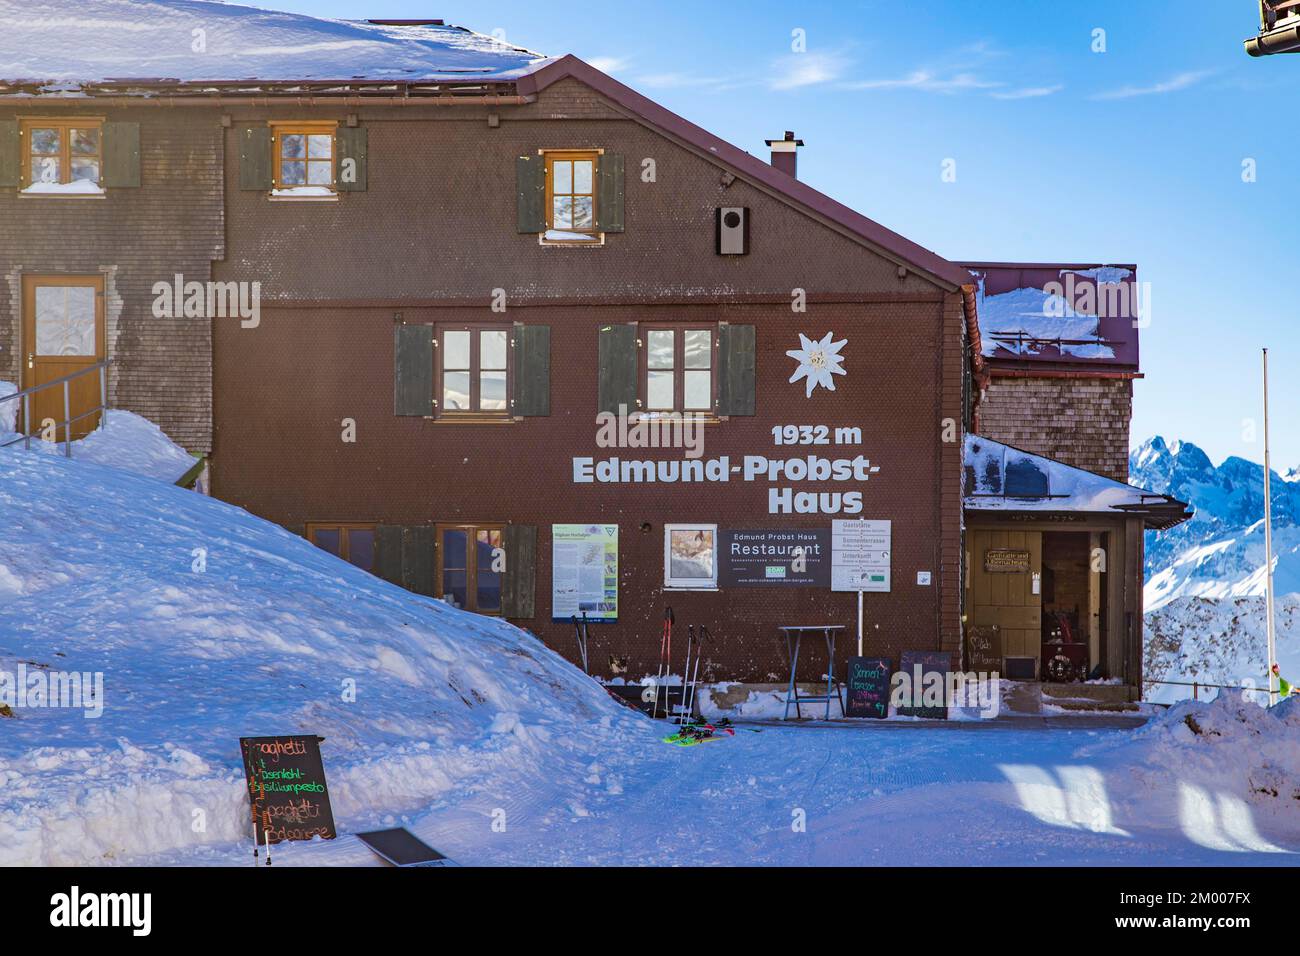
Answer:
[
  {"xmin": 239, "ymin": 735, "xmax": 337, "ymax": 845},
  {"xmin": 844, "ymin": 657, "xmax": 891, "ymax": 719},
  {"xmin": 896, "ymin": 650, "xmax": 950, "ymax": 720},
  {"xmin": 967, "ymin": 625, "xmax": 1002, "ymax": 674}
]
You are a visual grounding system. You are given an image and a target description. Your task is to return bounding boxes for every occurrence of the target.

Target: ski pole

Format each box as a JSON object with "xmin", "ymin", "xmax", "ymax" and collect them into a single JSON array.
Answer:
[
  {"xmin": 581, "ymin": 612, "xmax": 590, "ymax": 675},
  {"xmin": 684, "ymin": 626, "xmax": 707, "ymax": 721},
  {"xmin": 678, "ymin": 625, "xmax": 696, "ymax": 724}
]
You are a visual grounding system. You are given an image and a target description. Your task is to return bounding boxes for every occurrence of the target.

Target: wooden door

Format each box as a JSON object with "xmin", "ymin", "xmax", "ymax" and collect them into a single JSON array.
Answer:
[
  {"xmin": 968, "ymin": 529, "xmax": 1042, "ymax": 669},
  {"xmin": 21, "ymin": 275, "xmax": 105, "ymax": 441}
]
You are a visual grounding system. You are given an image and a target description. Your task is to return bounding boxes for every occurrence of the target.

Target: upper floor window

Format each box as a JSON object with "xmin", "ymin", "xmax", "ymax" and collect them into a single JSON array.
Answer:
[
  {"xmin": 21, "ymin": 118, "xmax": 103, "ymax": 194},
  {"xmin": 642, "ymin": 326, "xmax": 716, "ymax": 414},
  {"xmin": 271, "ymin": 122, "xmax": 336, "ymax": 196},
  {"xmin": 545, "ymin": 150, "xmax": 599, "ymax": 242},
  {"xmin": 438, "ymin": 325, "xmax": 511, "ymax": 418}
]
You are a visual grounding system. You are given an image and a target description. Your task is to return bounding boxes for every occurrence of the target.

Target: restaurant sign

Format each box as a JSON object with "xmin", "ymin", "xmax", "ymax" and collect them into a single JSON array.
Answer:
[{"xmin": 718, "ymin": 529, "xmax": 830, "ymax": 587}]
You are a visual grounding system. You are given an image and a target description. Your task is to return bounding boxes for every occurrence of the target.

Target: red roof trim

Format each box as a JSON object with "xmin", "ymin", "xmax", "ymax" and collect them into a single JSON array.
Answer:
[{"xmin": 516, "ymin": 56, "xmax": 972, "ymax": 291}]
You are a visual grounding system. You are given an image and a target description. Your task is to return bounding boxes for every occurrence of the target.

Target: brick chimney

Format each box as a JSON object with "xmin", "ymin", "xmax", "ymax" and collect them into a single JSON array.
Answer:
[{"xmin": 765, "ymin": 131, "xmax": 804, "ymax": 178}]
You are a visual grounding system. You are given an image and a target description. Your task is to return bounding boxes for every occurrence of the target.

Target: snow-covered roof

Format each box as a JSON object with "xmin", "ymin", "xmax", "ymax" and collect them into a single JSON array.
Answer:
[
  {"xmin": 0, "ymin": 0, "xmax": 550, "ymax": 87},
  {"xmin": 961, "ymin": 263, "xmax": 1142, "ymax": 368},
  {"xmin": 964, "ymin": 435, "xmax": 1190, "ymax": 529}
]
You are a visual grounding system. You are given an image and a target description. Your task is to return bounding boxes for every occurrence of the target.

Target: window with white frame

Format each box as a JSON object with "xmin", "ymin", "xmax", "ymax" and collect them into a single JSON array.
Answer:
[{"xmin": 663, "ymin": 523, "xmax": 718, "ymax": 589}]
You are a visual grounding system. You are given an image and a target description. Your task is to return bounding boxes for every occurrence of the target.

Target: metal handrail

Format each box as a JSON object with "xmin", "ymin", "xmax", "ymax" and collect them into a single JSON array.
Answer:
[{"xmin": 0, "ymin": 358, "xmax": 113, "ymax": 458}]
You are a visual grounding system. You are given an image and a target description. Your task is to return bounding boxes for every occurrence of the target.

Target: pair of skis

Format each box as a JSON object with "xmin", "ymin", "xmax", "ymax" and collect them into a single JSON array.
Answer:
[
  {"xmin": 651, "ymin": 608, "xmax": 712, "ymax": 724},
  {"xmin": 651, "ymin": 607, "xmax": 674, "ymax": 719},
  {"xmin": 662, "ymin": 717, "xmax": 734, "ymax": 747}
]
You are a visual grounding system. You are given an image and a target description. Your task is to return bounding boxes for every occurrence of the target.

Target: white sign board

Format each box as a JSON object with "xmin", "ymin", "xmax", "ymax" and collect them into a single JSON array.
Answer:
[
  {"xmin": 551, "ymin": 524, "xmax": 619, "ymax": 622},
  {"xmin": 832, "ymin": 519, "xmax": 891, "ymax": 592}
]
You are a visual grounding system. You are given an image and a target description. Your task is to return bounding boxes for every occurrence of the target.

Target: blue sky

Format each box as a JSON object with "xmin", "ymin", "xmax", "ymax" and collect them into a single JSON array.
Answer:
[{"xmin": 267, "ymin": 0, "xmax": 1296, "ymax": 470}]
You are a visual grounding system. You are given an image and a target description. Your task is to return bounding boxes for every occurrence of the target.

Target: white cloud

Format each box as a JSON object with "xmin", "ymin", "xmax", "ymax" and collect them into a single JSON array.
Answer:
[
  {"xmin": 991, "ymin": 84, "xmax": 1064, "ymax": 100},
  {"xmin": 1092, "ymin": 70, "xmax": 1212, "ymax": 100},
  {"xmin": 769, "ymin": 51, "xmax": 850, "ymax": 91},
  {"xmin": 585, "ymin": 56, "xmax": 628, "ymax": 75},
  {"xmin": 848, "ymin": 70, "xmax": 1002, "ymax": 94}
]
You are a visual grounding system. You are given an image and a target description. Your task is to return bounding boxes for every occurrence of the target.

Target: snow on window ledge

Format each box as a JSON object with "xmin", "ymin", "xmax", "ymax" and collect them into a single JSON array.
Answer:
[
  {"xmin": 20, "ymin": 181, "xmax": 105, "ymax": 196},
  {"xmin": 269, "ymin": 186, "xmax": 338, "ymax": 201},
  {"xmin": 540, "ymin": 229, "xmax": 603, "ymax": 246}
]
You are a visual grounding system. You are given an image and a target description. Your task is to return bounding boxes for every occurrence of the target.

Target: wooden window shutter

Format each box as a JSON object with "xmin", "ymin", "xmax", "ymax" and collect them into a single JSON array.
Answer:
[
  {"xmin": 595, "ymin": 152, "xmax": 624, "ymax": 233},
  {"xmin": 102, "ymin": 122, "xmax": 141, "ymax": 188},
  {"xmin": 0, "ymin": 120, "xmax": 18, "ymax": 188},
  {"xmin": 394, "ymin": 324, "xmax": 434, "ymax": 417},
  {"xmin": 512, "ymin": 323, "xmax": 550, "ymax": 416},
  {"xmin": 375, "ymin": 525, "xmax": 404, "ymax": 585},
  {"xmin": 239, "ymin": 126, "xmax": 273, "ymax": 191},
  {"xmin": 401, "ymin": 526, "xmax": 435, "ymax": 596},
  {"xmin": 716, "ymin": 323, "xmax": 756, "ymax": 416},
  {"xmin": 516, "ymin": 154, "xmax": 546, "ymax": 233},
  {"xmin": 501, "ymin": 524, "xmax": 537, "ymax": 619},
  {"xmin": 336, "ymin": 126, "xmax": 367, "ymax": 191},
  {"xmin": 597, "ymin": 323, "xmax": 639, "ymax": 415}
]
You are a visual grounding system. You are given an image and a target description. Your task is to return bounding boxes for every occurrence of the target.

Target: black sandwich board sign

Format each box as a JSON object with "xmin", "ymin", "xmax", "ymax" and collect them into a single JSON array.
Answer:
[
  {"xmin": 896, "ymin": 651, "xmax": 950, "ymax": 720},
  {"xmin": 358, "ymin": 828, "xmax": 458, "ymax": 867},
  {"xmin": 239, "ymin": 735, "xmax": 337, "ymax": 845},
  {"xmin": 844, "ymin": 657, "xmax": 891, "ymax": 719}
]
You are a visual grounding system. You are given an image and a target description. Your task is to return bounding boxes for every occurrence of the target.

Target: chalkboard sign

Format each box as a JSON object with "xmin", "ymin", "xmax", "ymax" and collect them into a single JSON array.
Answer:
[
  {"xmin": 844, "ymin": 657, "xmax": 891, "ymax": 719},
  {"xmin": 967, "ymin": 624, "xmax": 1002, "ymax": 674},
  {"xmin": 239, "ymin": 735, "xmax": 337, "ymax": 845},
  {"xmin": 896, "ymin": 650, "xmax": 950, "ymax": 720}
]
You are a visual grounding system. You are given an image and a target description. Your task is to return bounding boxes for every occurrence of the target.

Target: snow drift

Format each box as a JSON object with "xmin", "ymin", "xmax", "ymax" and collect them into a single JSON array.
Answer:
[{"xmin": 0, "ymin": 447, "xmax": 645, "ymax": 865}]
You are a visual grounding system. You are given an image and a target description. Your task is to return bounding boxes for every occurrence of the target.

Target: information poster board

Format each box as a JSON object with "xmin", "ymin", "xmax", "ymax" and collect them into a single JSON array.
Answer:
[
  {"xmin": 844, "ymin": 656, "xmax": 892, "ymax": 719},
  {"xmin": 552, "ymin": 524, "xmax": 618, "ymax": 622},
  {"xmin": 239, "ymin": 735, "xmax": 336, "ymax": 845},
  {"xmin": 831, "ymin": 519, "xmax": 891, "ymax": 592},
  {"xmin": 719, "ymin": 529, "xmax": 830, "ymax": 587}
]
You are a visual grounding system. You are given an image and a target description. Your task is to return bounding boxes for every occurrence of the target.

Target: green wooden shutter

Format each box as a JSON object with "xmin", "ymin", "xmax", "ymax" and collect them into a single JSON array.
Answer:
[
  {"xmin": 401, "ymin": 526, "xmax": 435, "ymax": 596},
  {"xmin": 336, "ymin": 126, "xmax": 367, "ymax": 191},
  {"xmin": 512, "ymin": 323, "xmax": 550, "ymax": 417},
  {"xmin": 717, "ymin": 323, "xmax": 756, "ymax": 416},
  {"xmin": 102, "ymin": 122, "xmax": 140, "ymax": 188},
  {"xmin": 375, "ymin": 525, "xmax": 404, "ymax": 585},
  {"xmin": 595, "ymin": 152, "xmax": 624, "ymax": 233},
  {"xmin": 501, "ymin": 524, "xmax": 537, "ymax": 619},
  {"xmin": 516, "ymin": 154, "xmax": 546, "ymax": 233},
  {"xmin": 394, "ymin": 324, "xmax": 434, "ymax": 417},
  {"xmin": 598, "ymin": 323, "xmax": 639, "ymax": 415},
  {"xmin": 239, "ymin": 126, "xmax": 273, "ymax": 191},
  {"xmin": 0, "ymin": 120, "xmax": 19, "ymax": 188}
]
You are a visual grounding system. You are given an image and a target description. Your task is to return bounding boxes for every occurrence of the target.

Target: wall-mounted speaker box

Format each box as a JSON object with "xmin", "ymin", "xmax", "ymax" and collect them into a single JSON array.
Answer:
[{"xmin": 716, "ymin": 206, "xmax": 749, "ymax": 255}]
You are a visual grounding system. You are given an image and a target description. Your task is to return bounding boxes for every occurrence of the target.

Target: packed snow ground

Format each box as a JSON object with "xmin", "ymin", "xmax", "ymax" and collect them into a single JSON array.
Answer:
[{"xmin": 1, "ymin": 450, "xmax": 1297, "ymax": 866}]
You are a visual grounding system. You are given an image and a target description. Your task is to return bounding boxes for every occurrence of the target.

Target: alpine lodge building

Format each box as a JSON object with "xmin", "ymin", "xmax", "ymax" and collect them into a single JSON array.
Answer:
[{"xmin": 0, "ymin": 6, "xmax": 1190, "ymax": 702}]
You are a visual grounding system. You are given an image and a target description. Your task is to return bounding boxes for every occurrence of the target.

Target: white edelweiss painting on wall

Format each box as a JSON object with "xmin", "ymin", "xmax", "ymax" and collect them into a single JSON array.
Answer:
[{"xmin": 786, "ymin": 332, "xmax": 847, "ymax": 398}]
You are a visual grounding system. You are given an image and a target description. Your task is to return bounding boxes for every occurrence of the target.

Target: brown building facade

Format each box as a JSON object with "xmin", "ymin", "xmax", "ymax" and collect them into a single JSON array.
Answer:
[{"xmin": 0, "ymin": 18, "xmax": 1188, "ymax": 694}]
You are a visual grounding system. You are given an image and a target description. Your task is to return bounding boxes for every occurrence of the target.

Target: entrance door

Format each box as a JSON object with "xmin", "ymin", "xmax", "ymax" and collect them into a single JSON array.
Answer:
[
  {"xmin": 21, "ymin": 275, "xmax": 105, "ymax": 441},
  {"xmin": 969, "ymin": 529, "xmax": 1042, "ymax": 672}
]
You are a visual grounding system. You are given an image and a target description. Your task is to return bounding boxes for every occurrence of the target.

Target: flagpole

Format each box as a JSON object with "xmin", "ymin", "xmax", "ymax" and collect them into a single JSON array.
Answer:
[{"xmin": 1262, "ymin": 348, "xmax": 1278, "ymax": 706}]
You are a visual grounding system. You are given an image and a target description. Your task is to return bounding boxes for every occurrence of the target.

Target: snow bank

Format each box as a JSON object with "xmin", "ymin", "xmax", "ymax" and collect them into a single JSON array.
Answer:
[
  {"xmin": 1101, "ymin": 692, "xmax": 1300, "ymax": 812},
  {"xmin": 0, "ymin": 0, "xmax": 549, "ymax": 85},
  {"xmin": 0, "ymin": 410, "xmax": 197, "ymax": 483},
  {"xmin": 0, "ymin": 450, "xmax": 646, "ymax": 865}
]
